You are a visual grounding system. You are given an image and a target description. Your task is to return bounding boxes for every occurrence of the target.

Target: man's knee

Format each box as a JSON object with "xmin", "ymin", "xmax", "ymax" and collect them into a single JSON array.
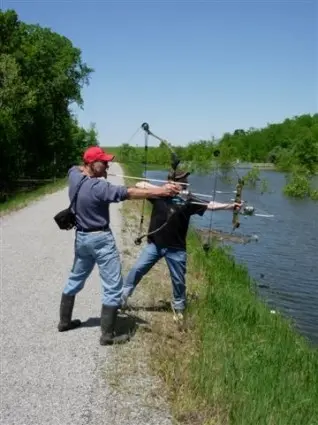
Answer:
[
  {"xmin": 124, "ymin": 265, "xmax": 144, "ymax": 289},
  {"xmin": 63, "ymin": 281, "xmax": 85, "ymax": 296},
  {"xmin": 132, "ymin": 263, "xmax": 148, "ymax": 277}
]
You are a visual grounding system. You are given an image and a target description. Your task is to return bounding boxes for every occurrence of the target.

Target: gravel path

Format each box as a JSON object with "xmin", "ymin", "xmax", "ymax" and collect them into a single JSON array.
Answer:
[{"xmin": 0, "ymin": 163, "xmax": 172, "ymax": 425}]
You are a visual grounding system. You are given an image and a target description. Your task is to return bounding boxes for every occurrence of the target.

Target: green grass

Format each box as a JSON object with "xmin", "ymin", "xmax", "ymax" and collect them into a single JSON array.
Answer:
[
  {"xmin": 0, "ymin": 178, "xmax": 67, "ymax": 216},
  {"xmin": 120, "ymin": 159, "xmax": 318, "ymax": 424},
  {"xmin": 185, "ymin": 235, "xmax": 318, "ymax": 424}
]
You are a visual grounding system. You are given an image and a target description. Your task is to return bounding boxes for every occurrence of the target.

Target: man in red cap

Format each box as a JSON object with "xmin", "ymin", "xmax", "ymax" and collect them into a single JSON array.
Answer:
[
  {"xmin": 57, "ymin": 146, "xmax": 180, "ymax": 345},
  {"xmin": 83, "ymin": 145, "xmax": 115, "ymax": 164}
]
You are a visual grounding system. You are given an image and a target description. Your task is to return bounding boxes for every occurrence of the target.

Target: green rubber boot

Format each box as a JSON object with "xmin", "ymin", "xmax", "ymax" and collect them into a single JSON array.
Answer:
[
  {"xmin": 57, "ymin": 293, "xmax": 81, "ymax": 332},
  {"xmin": 100, "ymin": 305, "xmax": 130, "ymax": 345}
]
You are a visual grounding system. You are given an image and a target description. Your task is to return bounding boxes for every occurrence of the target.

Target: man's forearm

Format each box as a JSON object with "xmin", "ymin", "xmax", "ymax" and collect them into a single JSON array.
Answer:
[{"xmin": 207, "ymin": 201, "xmax": 233, "ymax": 211}]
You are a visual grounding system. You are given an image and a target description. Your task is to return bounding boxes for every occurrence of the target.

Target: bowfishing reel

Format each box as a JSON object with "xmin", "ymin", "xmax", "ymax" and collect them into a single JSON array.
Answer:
[
  {"xmin": 242, "ymin": 205, "xmax": 255, "ymax": 216},
  {"xmin": 233, "ymin": 199, "xmax": 274, "ymax": 219},
  {"xmin": 232, "ymin": 199, "xmax": 255, "ymax": 217}
]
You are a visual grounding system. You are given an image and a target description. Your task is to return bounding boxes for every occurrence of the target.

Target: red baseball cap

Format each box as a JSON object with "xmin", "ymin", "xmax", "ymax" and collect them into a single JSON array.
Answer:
[{"xmin": 83, "ymin": 146, "xmax": 115, "ymax": 164}]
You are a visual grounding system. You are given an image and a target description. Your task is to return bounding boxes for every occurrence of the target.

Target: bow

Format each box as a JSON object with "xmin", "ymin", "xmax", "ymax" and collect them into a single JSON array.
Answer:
[
  {"xmin": 129, "ymin": 122, "xmax": 273, "ymax": 248},
  {"xmin": 133, "ymin": 123, "xmax": 227, "ymax": 251},
  {"xmin": 135, "ymin": 124, "xmax": 149, "ymax": 243}
]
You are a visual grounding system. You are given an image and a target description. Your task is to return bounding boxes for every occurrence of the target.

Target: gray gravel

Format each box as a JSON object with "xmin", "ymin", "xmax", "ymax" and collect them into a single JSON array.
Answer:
[{"xmin": 0, "ymin": 163, "xmax": 172, "ymax": 425}]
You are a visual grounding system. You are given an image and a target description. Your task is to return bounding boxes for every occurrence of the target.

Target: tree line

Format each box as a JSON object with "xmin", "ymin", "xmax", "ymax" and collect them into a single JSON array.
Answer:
[
  {"xmin": 113, "ymin": 114, "xmax": 318, "ymax": 199},
  {"xmin": 0, "ymin": 9, "xmax": 98, "ymax": 200},
  {"xmin": 2, "ymin": 8, "xmax": 315, "ymax": 201}
]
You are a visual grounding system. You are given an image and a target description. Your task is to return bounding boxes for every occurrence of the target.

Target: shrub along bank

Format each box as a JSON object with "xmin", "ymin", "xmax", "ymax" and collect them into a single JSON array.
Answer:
[{"xmin": 121, "ymin": 161, "xmax": 318, "ymax": 425}]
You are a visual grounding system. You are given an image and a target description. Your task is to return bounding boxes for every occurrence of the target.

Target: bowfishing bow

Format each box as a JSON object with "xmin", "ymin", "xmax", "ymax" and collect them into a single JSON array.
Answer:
[
  {"xmin": 132, "ymin": 122, "xmax": 273, "ymax": 247},
  {"xmin": 133, "ymin": 123, "xmax": 226, "ymax": 249}
]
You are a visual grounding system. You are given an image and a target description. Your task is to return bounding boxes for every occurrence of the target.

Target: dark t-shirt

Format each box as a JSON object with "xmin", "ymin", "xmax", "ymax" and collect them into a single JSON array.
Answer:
[{"xmin": 147, "ymin": 197, "xmax": 207, "ymax": 250}]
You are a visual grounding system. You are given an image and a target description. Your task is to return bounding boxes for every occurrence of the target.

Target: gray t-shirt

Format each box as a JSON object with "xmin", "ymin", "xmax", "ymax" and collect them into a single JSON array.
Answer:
[{"xmin": 68, "ymin": 166, "xmax": 128, "ymax": 230}]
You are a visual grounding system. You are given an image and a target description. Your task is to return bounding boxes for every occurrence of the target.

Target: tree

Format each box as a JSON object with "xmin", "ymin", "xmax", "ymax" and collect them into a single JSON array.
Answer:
[{"xmin": 0, "ymin": 9, "xmax": 97, "ymax": 196}]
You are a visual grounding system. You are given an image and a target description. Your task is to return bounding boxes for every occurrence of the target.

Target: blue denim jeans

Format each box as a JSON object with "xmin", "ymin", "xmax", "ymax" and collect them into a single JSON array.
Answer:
[
  {"xmin": 63, "ymin": 230, "xmax": 123, "ymax": 307},
  {"xmin": 123, "ymin": 242, "xmax": 187, "ymax": 311}
]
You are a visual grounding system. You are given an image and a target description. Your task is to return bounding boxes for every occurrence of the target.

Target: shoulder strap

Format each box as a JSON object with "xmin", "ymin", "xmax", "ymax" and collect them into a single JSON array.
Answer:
[{"xmin": 69, "ymin": 175, "xmax": 87, "ymax": 210}]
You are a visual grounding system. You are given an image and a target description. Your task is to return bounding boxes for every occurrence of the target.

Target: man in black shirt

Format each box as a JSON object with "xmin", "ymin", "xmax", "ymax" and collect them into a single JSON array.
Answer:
[{"xmin": 121, "ymin": 170, "xmax": 241, "ymax": 325}]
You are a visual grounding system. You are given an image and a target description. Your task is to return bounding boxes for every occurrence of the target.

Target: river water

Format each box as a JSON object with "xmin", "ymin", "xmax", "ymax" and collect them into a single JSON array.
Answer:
[{"xmin": 146, "ymin": 168, "xmax": 318, "ymax": 346}]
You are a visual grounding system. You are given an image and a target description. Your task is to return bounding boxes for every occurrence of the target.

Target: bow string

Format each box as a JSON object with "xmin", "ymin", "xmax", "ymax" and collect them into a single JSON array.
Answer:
[{"xmin": 134, "ymin": 123, "xmax": 189, "ymax": 246}]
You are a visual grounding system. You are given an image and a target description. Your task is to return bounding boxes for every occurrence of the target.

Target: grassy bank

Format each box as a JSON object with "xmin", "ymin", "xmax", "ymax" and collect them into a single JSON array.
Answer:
[
  {"xmin": 0, "ymin": 178, "xmax": 67, "ymax": 216},
  {"xmin": 120, "ymin": 160, "xmax": 318, "ymax": 425},
  {"xmin": 171, "ymin": 233, "xmax": 318, "ymax": 424}
]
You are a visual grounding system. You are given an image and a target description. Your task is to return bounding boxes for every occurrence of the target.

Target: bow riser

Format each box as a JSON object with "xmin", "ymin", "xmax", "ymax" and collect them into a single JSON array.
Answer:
[{"xmin": 232, "ymin": 178, "xmax": 244, "ymax": 231}]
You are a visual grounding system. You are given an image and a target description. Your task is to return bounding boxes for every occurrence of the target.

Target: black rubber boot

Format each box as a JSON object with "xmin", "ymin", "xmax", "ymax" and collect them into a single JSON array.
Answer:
[
  {"xmin": 57, "ymin": 293, "xmax": 81, "ymax": 332},
  {"xmin": 100, "ymin": 305, "xmax": 130, "ymax": 345}
]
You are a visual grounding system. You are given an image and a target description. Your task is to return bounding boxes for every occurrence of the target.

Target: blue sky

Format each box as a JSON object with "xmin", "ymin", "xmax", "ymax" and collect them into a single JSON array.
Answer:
[{"xmin": 2, "ymin": 0, "xmax": 317, "ymax": 146}]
